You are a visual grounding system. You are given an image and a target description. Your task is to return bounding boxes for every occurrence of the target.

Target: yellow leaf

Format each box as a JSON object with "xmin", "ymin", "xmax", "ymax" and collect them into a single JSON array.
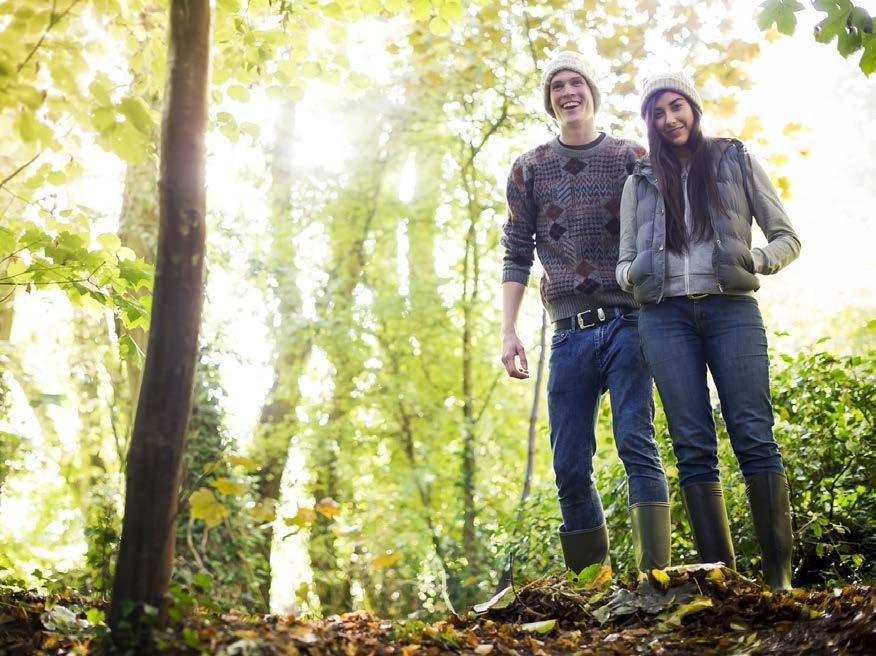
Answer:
[
  {"xmin": 385, "ymin": 0, "xmax": 406, "ymax": 14},
  {"xmin": 410, "ymin": 0, "xmax": 431, "ymax": 21},
  {"xmin": 212, "ymin": 477, "xmax": 245, "ymax": 496},
  {"xmin": 782, "ymin": 122, "xmax": 802, "ymax": 136},
  {"xmin": 429, "ymin": 16, "xmax": 450, "ymax": 35},
  {"xmin": 651, "ymin": 568, "xmax": 670, "ymax": 588},
  {"xmin": 775, "ymin": 175, "xmax": 791, "ymax": 200},
  {"xmin": 228, "ymin": 454, "xmax": 260, "ymax": 472},
  {"xmin": 586, "ymin": 563, "xmax": 613, "ymax": 590},
  {"xmin": 372, "ymin": 551, "xmax": 401, "ymax": 568},
  {"xmin": 284, "ymin": 506, "xmax": 316, "ymax": 527},
  {"xmin": 251, "ymin": 498, "xmax": 277, "ymax": 523},
  {"xmin": 767, "ymin": 153, "xmax": 788, "ymax": 167},
  {"xmin": 439, "ymin": 2, "xmax": 465, "ymax": 21},
  {"xmin": 764, "ymin": 27, "xmax": 782, "ymax": 43},
  {"xmin": 707, "ymin": 567, "xmax": 726, "ymax": 583},
  {"xmin": 316, "ymin": 497, "xmax": 340, "ymax": 518},
  {"xmin": 739, "ymin": 115, "xmax": 762, "ymax": 141},
  {"xmin": 190, "ymin": 488, "xmax": 228, "ymax": 527},
  {"xmin": 711, "ymin": 95, "xmax": 737, "ymax": 117}
]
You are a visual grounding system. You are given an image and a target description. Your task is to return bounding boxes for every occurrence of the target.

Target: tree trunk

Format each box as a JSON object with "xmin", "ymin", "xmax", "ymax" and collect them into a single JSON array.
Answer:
[
  {"xmin": 250, "ymin": 100, "xmax": 310, "ymax": 610},
  {"xmin": 109, "ymin": 0, "xmax": 210, "ymax": 641}
]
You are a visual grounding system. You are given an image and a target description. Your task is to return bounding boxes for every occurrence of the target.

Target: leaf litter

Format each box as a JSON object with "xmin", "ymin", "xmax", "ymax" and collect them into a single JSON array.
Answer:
[{"xmin": 2, "ymin": 564, "xmax": 874, "ymax": 654}]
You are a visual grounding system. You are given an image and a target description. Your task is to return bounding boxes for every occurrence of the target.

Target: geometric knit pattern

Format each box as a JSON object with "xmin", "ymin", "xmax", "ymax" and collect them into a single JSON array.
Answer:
[{"xmin": 502, "ymin": 134, "xmax": 646, "ymax": 322}]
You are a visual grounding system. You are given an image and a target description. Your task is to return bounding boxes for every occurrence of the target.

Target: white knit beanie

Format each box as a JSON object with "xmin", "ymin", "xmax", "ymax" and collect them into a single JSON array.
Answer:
[
  {"xmin": 640, "ymin": 72, "xmax": 703, "ymax": 117},
  {"xmin": 540, "ymin": 51, "xmax": 601, "ymax": 118}
]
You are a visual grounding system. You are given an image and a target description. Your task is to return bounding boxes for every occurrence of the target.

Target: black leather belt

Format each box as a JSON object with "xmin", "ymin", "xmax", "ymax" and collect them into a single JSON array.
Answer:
[{"xmin": 553, "ymin": 307, "xmax": 627, "ymax": 331}]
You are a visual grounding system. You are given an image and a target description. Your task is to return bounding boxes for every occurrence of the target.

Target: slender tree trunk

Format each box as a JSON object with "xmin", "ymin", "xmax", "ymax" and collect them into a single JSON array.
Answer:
[
  {"xmin": 109, "ymin": 0, "xmax": 210, "ymax": 640},
  {"xmin": 460, "ymin": 175, "xmax": 480, "ymax": 570},
  {"xmin": 306, "ymin": 122, "xmax": 388, "ymax": 615},
  {"xmin": 496, "ymin": 309, "xmax": 547, "ymax": 592},
  {"xmin": 250, "ymin": 100, "xmax": 310, "ymax": 610}
]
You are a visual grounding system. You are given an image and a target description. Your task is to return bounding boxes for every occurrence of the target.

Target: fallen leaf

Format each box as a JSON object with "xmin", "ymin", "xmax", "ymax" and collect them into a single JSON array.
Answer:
[
  {"xmin": 520, "ymin": 619, "xmax": 556, "ymax": 634},
  {"xmin": 651, "ymin": 569, "xmax": 670, "ymax": 588},
  {"xmin": 473, "ymin": 587, "xmax": 516, "ymax": 613}
]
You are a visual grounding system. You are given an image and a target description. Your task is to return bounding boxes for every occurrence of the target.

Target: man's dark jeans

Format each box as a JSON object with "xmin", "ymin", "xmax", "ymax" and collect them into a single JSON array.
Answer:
[
  {"xmin": 548, "ymin": 312, "xmax": 669, "ymax": 531},
  {"xmin": 638, "ymin": 295, "xmax": 785, "ymax": 488}
]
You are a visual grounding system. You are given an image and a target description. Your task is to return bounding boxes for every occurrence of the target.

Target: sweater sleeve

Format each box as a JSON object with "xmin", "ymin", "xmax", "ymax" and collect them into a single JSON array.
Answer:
[
  {"xmin": 747, "ymin": 154, "xmax": 801, "ymax": 275},
  {"xmin": 616, "ymin": 175, "xmax": 638, "ymax": 292},
  {"xmin": 501, "ymin": 156, "xmax": 536, "ymax": 285}
]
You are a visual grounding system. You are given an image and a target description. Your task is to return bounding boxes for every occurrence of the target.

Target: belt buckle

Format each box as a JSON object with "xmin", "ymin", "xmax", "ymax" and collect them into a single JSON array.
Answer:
[{"xmin": 576, "ymin": 310, "xmax": 595, "ymax": 330}]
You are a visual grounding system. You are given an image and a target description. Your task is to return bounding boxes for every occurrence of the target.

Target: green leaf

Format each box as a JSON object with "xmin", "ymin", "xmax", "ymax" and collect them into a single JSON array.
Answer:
[
  {"xmin": 837, "ymin": 28, "xmax": 862, "ymax": 56},
  {"xmin": 5, "ymin": 259, "xmax": 29, "ymax": 280},
  {"xmin": 429, "ymin": 16, "xmax": 451, "ymax": 35},
  {"xmin": 47, "ymin": 170, "xmax": 66, "ymax": 185},
  {"xmin": 89, "ymin": 74, "xmax": 113, "ymax": 106},
  {"xmin": 757, "ymin": 0, "xmax": 804, "ymax": 35},
  {"xmin": 472, "ymin": 586, "xmax": 515, "ymax": 613},
  {"xmin": 861, "ymin": 35, "xmax": 876, "ymax": 74},
  {"xmin": 520, "ymin": 619, "xmax": 556, "ymax": 634},
  {"xmin": 227, "ymin": 85, "xmax": 250, "ymax": 102},
  {"xmin": 85, "ymin": 608, "xmax": 105, "ymax": 625},
  {"xmin": 118, "ymin": 96, "xmax": 154, "ymax": 135},
  {"xmin": 850, "ymin": 6, "xmax": 873, "ymax": 33},
  {"xmin": 192, "ymin": 573, "xmax": 213, "ymax": 591},
  {"xmin": 814, "ymin": 2, "xmax": 853, "ymax": 44},
  {"xmin": 97, "ymin": 233, "xmax": 121, "ymax": 251},
  {"xmin": 0, "ymin": 227, "xmax": 18, "ymax": 254}
]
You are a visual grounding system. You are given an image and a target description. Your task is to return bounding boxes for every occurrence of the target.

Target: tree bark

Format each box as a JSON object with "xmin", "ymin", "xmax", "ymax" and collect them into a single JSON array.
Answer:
[{"xmin": 109, "ymin": 0, "xmax": 210, "ymax": 639}]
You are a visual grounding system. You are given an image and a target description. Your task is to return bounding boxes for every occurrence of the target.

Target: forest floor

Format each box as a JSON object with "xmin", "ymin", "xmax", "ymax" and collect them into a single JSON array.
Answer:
[{"xmin": 1, "ymin": 564, "xmax": 874, "ymax": 655}]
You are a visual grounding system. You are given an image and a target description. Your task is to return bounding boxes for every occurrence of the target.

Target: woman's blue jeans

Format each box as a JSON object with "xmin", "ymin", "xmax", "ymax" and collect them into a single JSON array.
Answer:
[
  {"xmin": 548, "ymin": 313, "xmax": 669, "ymax": 531},
  {"xmin": 638, "ymin": 295, "xmax": 785, "ymax": 487}
]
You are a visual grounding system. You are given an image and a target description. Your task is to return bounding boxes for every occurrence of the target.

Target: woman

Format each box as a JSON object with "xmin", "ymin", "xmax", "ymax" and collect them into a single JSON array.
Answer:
[{"xmin": 616, "ymin": 72, "xmax": 801, "ymax": 590}]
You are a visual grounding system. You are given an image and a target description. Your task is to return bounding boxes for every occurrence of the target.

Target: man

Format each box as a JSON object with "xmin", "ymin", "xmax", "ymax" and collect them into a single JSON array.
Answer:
[{"xmin": 501, "ymin": 51, "xmax": 669, "ymax": 574}]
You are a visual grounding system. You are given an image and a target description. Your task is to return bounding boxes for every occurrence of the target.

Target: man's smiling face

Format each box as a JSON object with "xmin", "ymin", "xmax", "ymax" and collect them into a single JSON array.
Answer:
[{"xmin": 549, "ymin": 69, "xmax": 594, "ymax": 127}]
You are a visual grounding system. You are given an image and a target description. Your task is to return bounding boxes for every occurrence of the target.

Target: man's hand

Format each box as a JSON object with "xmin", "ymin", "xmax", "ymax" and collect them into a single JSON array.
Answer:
[{"xmin": 502, "ymin": 333, "xmax": 530, "ymax": 379}]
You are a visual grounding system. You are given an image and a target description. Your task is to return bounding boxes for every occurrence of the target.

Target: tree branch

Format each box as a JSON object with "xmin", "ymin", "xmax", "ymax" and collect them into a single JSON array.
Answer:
[
  {"xmin": 0, "ymin": 153, "xmax": 42, "ymax": 191},
  {"xmin": 16, "ymin": 0, "xmax": 85, "ymax": 74}
]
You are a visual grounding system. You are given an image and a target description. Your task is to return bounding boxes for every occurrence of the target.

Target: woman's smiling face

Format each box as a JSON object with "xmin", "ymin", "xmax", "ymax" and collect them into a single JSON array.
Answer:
[{"xmin": 652, "ymin": 91, "xmax": 694, "ymax": 147}]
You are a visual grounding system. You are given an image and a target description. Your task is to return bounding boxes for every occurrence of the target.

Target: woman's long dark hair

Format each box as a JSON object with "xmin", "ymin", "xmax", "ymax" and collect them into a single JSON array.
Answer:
[{"xmin": 643, "ymin": 92, "xmax": 724, "ymax": 253}]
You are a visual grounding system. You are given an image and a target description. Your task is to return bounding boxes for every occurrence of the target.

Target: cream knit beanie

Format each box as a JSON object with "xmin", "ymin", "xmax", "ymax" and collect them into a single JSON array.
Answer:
[
  {"xmin": 540, "ymin": 51, "xmax": 601, "ymax": 118},
  {"xmin": 640, "ymin": 72, "xmax": 703, "ymax": 117}
]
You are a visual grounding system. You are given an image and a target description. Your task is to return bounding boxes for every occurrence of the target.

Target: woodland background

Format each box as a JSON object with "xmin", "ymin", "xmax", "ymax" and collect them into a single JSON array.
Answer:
[{"xmin": 1, "ymin": 0, "xmax": 874, "ymax": 624}]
